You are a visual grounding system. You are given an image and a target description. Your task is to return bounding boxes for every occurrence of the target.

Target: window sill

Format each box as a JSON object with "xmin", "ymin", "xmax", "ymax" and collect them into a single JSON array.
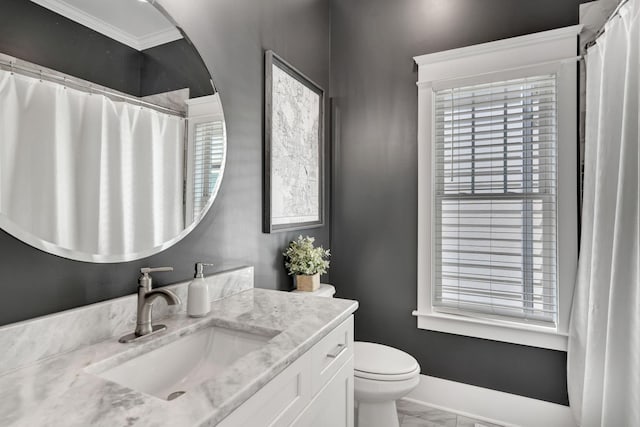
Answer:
[{"xmin": 412, "ymin": 310, "xmax": 568, "ymax": 351}]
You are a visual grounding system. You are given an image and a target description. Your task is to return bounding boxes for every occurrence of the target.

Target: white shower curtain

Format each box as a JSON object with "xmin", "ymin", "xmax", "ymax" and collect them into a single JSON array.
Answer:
[
  {"xmin": 0, "ymin": 69, "xmax": 185, "ymax": 256},
  {"xmin": 567, "ymin": 0, "xmax": 640, "ymax": 425}
]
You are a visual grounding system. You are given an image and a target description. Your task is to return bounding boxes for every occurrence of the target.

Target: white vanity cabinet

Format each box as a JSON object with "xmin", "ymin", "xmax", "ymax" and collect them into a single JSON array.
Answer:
[
  {"xmin": 218, "ymin": 316, "xmax": 354, "ymax": 427},
  {"xmin": 290, "ymin": 359, "xmax": 353, "ymax": 427}
]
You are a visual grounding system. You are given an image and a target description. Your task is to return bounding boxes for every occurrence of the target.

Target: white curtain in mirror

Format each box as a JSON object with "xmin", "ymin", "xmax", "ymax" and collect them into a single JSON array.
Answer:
[
  {"xmin": 568, "ymin": 0, "xmax": 639, "ymax": 425},
  {"xmin": 0, "ymin": 70, "xmax": 185, "ymax": 256}
]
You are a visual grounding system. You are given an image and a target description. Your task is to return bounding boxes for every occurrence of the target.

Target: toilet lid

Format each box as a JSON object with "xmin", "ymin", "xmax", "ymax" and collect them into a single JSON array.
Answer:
[{"xmin": 354, "ymin": 342, "xmax": 420, "ymax": 379}]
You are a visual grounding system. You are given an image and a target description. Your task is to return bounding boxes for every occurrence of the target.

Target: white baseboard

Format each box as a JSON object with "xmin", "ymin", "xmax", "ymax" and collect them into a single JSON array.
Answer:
[{"xmin": 405, "ymin": 375, "xmax": 576, "ymax": 427}]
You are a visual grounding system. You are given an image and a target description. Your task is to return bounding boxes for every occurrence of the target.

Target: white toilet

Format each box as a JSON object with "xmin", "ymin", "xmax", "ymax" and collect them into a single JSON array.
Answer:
[
  {"xmin": 293, "ymin": 284, "xmax": 421, "ymax": 427},
  {"xmin": 353, "ymin": 342, "xmax": 420, "ymax": 427}
]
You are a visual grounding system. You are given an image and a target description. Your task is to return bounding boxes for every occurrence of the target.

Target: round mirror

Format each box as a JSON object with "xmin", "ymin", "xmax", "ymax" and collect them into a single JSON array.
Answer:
[{"xmin": 0, "ymin": 0, "xmax": 226, "ymax": 262}]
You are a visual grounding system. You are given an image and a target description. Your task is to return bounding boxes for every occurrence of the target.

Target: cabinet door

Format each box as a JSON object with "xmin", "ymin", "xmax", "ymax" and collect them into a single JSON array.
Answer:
[
  {"xmin": 291, "ymin": 356, "xmax": 354, "ymax": 427},
  {"xmin": 217, "ymin": 350, "xmax": 312, "ymax": 427}
]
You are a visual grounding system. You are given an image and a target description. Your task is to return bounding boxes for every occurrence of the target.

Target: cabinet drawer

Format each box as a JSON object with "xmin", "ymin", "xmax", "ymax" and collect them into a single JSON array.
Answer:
[{"xmin": 311, "ymin": 315, "xmax": 354, "ymax": 395}]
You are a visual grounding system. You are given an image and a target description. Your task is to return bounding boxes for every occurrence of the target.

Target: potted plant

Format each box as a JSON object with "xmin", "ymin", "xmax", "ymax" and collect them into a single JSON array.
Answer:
[{"xmin": 283, "ymin": 235, "xmax": 330, "ymax": 292}]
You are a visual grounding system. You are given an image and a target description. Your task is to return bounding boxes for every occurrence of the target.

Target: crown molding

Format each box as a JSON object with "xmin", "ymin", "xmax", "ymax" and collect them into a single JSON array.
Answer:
[
  {"xmin": 30, "ymin": 0, "xmax": 182, "ymax": 51},
  {"xmin": 138, "ymin": 27, "xmax": 183, "ymax": 51}
]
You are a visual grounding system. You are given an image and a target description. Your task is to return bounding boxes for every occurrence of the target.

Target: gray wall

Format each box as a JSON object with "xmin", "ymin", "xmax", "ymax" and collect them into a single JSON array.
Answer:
[
  {"xmin": 140, "ymin": 39, "xmax": 214, "ymax": 98},
  {"xmin": 0, "ymin": 0, "xmax": 331, "ymax": 326},
  {"xmin": 1, "ymin": 0, "xmax": 213, "ymax": 99},
  {"xmin": 0, "ymin": 0, "xmax": 141, "ymax": 95},
  {"xmin": 329, "ymin": 0, "xmax": 586, "ymax": 405}
]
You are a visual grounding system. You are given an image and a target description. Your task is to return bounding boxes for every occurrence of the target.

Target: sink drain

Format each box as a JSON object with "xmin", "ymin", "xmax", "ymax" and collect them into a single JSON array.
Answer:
[{"xmin": 167, "ymin": 391, "xmax": 186, "ymax": 401}]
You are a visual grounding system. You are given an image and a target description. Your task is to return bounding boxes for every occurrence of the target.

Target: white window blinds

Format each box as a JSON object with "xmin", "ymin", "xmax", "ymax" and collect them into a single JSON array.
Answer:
[
  {"xmin": 433, "ymin": 74, "xmax": 557, "ymax": 326},
  {"xmin": 192, "ymin": 120, "xmax": 225, "ymax": 218}
]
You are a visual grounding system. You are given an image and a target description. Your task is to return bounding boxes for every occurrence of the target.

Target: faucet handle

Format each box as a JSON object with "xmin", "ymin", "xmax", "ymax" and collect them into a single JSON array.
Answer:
[{"xmin": 139, "ymin": 267, "xmax": 173, "ymax": 290}]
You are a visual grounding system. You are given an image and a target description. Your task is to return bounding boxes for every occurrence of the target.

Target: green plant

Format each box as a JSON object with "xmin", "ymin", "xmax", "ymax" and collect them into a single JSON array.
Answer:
[{"xmin": 283, "ymin": 235, "xmax": 330, "ymax": 276}]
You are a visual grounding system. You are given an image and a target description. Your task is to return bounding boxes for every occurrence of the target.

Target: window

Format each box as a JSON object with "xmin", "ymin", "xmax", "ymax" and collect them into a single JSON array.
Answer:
[
  {"xmin": 414, "ymin": 26, "xmax": 581, "ymax": 350},
  {"xmin": 185, "ymin": 94, "xmax": 226, "ymax": 223},
  {"xmin": 191, "ymin": 120, "xmax": 225, "ymax": 218},
  {"xmin": 434, "ymin": 75, "xmax": 558, "ymax": 326}
]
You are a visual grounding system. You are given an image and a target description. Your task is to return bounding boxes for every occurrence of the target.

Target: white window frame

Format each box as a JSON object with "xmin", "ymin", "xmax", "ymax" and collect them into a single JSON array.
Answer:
[{"xmin": 413, "ymin": 25, "xmax": 582, "ymax": 351}]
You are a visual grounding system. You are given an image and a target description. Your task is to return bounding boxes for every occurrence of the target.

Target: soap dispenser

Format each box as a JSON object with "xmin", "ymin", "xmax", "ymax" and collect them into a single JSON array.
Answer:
[{"xmin": 187, "ymin": 262, "xmax": 214, "ymax": 317}]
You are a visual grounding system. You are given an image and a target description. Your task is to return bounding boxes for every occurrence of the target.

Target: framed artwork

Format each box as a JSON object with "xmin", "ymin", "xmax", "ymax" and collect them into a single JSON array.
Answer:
[{"xmin": 264, "ymin": 50, "xmax": 325, "ymax": 233}]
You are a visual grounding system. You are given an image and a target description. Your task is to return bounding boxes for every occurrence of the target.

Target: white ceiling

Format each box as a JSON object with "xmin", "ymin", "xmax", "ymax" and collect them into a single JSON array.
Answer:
[{"xmin": 30, "ymin": 0, "xmax": 183, "ymax": 50}]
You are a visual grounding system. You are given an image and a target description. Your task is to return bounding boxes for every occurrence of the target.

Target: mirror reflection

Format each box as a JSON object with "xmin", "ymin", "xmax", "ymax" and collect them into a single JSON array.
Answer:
[{"xmin": 0, "ymin": 0, "xmax": 226, "ymax": 262}]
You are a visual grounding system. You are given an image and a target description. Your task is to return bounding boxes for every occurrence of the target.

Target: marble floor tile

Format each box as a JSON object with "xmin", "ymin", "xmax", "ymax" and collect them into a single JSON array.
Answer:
[
  {"xmin": 397, "ymin": 399, "xmax": 457, "ymax": 427},
  {"xmin": 401, "ymin": 415, "xmax": 449, "ymax": 427},
  {"xmin": 456, "ymin": 415, "xmax": 503, "ymax": 427},
  {"xmin": 396, "ymin": 399, "xmax": 503, "ymax": 427}
]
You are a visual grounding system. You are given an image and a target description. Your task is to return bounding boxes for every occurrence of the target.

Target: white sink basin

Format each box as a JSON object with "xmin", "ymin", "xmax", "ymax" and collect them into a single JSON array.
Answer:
[{"xmin": 96, "ymin": 326, "xmax": 272, "ymax": 401}]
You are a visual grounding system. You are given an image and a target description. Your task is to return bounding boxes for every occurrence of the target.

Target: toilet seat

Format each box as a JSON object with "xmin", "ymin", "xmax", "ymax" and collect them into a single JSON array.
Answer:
[
  {"xmin": 355, "ymin": 364, "xmax": 420, "ymax": 381},
  {"xmin": 354, "ymin": 342, "xmax": 420, "ymax": 381}
]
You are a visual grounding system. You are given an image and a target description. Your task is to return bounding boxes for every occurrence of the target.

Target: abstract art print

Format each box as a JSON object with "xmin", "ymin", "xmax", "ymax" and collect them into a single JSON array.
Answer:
[{"xmin": 264, "ymin": 50, "xmax": 324, "ymax": 233}]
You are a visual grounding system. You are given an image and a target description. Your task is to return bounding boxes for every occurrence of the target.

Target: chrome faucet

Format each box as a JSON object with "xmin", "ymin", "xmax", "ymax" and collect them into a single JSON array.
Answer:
[{"xmin": 119, "ymin": 267, "xmax": 181, "ymax": 343}]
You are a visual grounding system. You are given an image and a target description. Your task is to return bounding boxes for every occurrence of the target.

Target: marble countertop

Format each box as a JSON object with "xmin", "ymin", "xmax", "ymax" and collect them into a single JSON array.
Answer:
[{"xmin": 0, "ymin": 289, "xmax": 358, "ymax": 427}]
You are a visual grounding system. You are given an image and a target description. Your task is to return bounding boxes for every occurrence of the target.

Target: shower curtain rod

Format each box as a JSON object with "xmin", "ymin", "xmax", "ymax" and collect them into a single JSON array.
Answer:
[
  {"xmin": 584, "ymin": 0, "xmax": 630, "ymax": 51},
  {"xmin": 0, "ymin": 58, "xmax": 186, "ymax": 118}
]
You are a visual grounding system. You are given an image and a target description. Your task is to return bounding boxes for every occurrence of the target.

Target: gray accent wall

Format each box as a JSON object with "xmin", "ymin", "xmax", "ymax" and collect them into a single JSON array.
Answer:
[
  {"xmin": 0, "ymin": 0, "xmax": 141, "ymax": 95},
  {"xmin": 140, "ymin": 39, "xmax": 214, "ymax": 98},
  {"xmin": 1, "ymin": 0, "xmax": 213, "ymax": 99},
  {"xmin": 329, "ymin": 0, "xmax": 586, "ymax": 405},
  {"xmin": 0, "ymin": 0, "xmax": 331, "ymax": 326}
]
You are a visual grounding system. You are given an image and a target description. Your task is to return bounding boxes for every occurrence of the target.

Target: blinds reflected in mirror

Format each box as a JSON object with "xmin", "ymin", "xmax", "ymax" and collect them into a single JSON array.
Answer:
[
  {"xmin": 185, "ymin": 94, "xmax": 226, "ymax": 224},
  {"xmin": 433, "ymin": 75, "xmax": 558, "ymax": 326},
  {"xmin": 192, "ymin": 120, "xmax": 224, "ymax": 218}
]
